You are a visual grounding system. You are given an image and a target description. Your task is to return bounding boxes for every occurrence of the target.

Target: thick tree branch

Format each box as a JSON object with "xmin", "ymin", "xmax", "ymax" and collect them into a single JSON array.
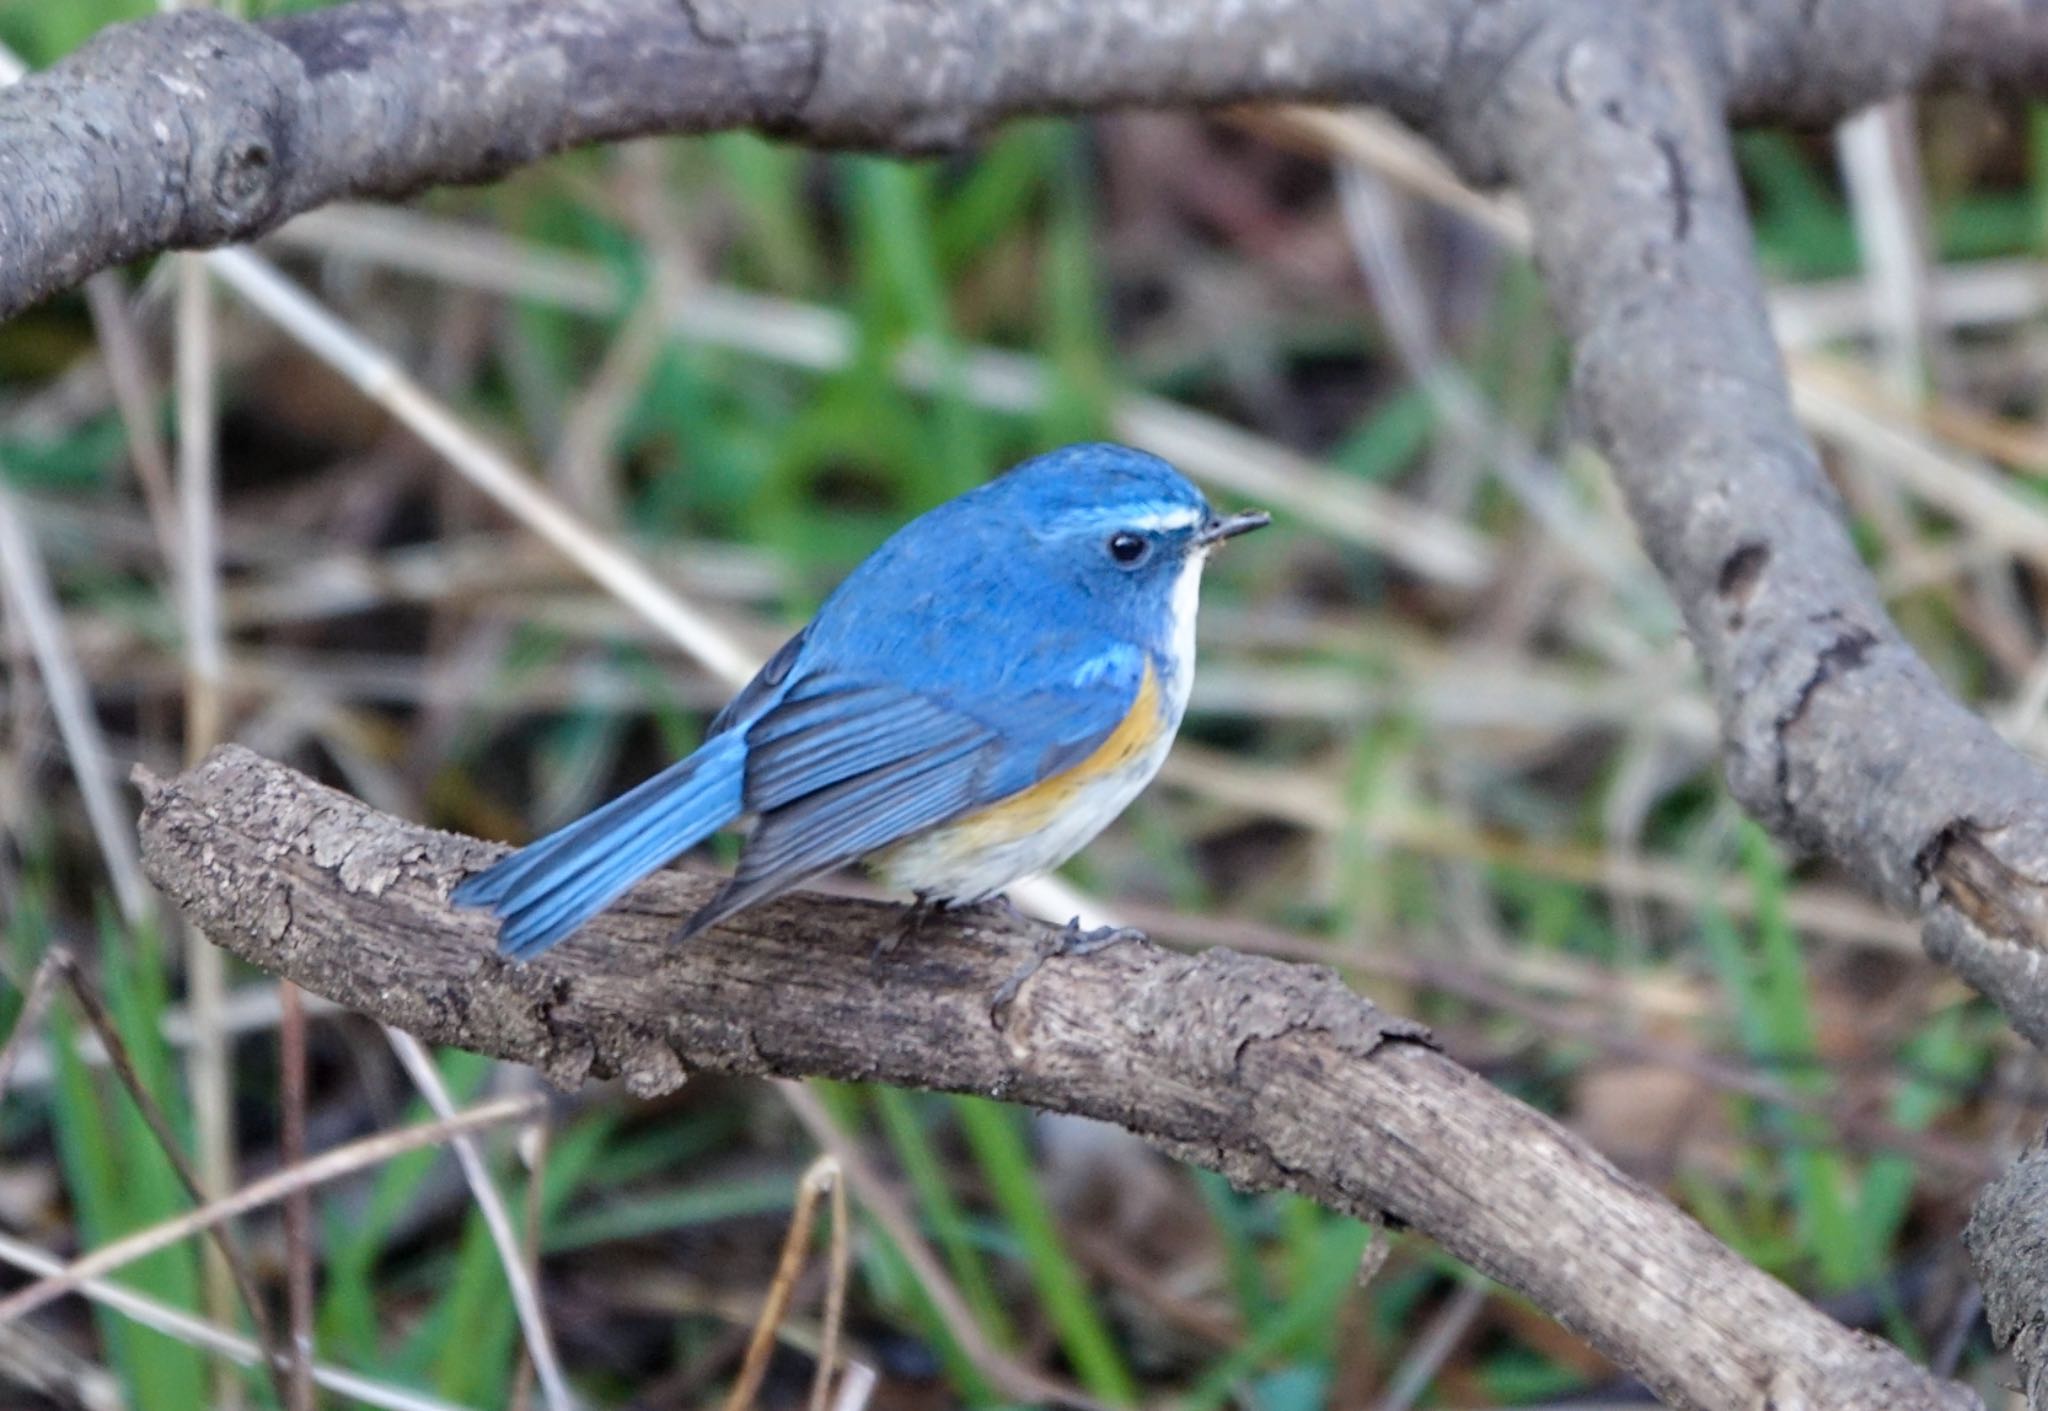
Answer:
[
  {"xmin": 2, "ymin": 0, "xmax": 2045, "ymax": 322},
  {"xmin": 1435, "ymin": 0, "xmax": 2048, "ymax": 1042},
  {"xmin": 0, "ymin": 0, "xmax": 1462, "ymax": 320},
  {"xmin": 1429, "ymin": 3, "xmax": 2048, "ymax": 1386},
  {"xmin": 1929, "ymin": 0, "xmax": 2048, "ymax": 99},
  {"xmin": 136, "ymin": 745, "xmax": 1977, "ymax": 1411}
]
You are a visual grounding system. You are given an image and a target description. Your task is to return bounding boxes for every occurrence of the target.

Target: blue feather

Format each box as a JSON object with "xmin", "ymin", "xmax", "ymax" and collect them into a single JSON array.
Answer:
[{"xmin": 453, "ymin": 732, "xmax": 748, "ymax": 959}]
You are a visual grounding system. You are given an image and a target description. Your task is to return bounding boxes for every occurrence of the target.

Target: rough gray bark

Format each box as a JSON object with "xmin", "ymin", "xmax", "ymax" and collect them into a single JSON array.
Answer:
[
  {"xmin": 1, "ymin": 0, "xmax": 2045, "ymax": 322},
  {"xmin": 135, "ymin": 745, "xmax": 1980, "ymax": 1411},
  {"xmin": 0, "ymin": 0, "xmax": 1462, "ymax": 320},
  {"xmin": 1929, "ymin": 0, "xmax": 2048, "ymax": 99},
  {"xmin": 1439, "ymin": 3, "xmax": 2048, "ymax": 1033},
  {"xmin": 1427, "ymin": 6, "xmax": 2048, "ymax": 1390}
]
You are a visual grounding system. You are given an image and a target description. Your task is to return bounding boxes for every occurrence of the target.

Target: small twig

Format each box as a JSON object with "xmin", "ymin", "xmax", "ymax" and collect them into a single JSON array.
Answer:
[
  {"xmin": 0, "ymin": 982, "xmax": 343, "ymax": 1093},
  {"xmin": 79, "ymin": 274, "xmax": 181, "ymax": 575},
  {"xmin": 506, "ymin": 1121, "xmax": 552, "ymax": 1411},
  {"xmin": 811, "ymin": 1165, "xmax": 851, "ymax": 1411},
  {"xmin": 207, "ymin": 247, "xmax": 754, "ymax": 687},
  {"xmin": 1372, "ymin": 1279, "xmax": 1489, "ymax": 1411},
  {"xmin": 168, "ymin": 203, "xmax": 240, "ymax": 1394},
  {"xmin": 1333, "ymin": 163, "xmax": 1656, "ymax": 611},
  {"xmin": 1835, "ymin": 100, "xmax": 1940, "ymax": 398},
  {"xmin": 0, "ymin": 954, "xmax": 65, "ymax": 1100},
  {"xmin": 773, "ymin": 1081, "xmax": 1105, "ymax": 1410},
  {"xmin": 0, "ymin": 952, "xmax": 295, "ymax": 1406},
  {"xmin": 0, "ymin": 1317, "xmax": 124, "ymax": 1411},
  {"xmin": 546, "ymin": 145, "xmax": 689, "ymax": 521},
  {"xmin": 722, "ymin": 1155, "xmax": 839, "ymax": 1411},
  {"xmin": 0, "ymin": 1093, "xmax": 543, "ymax": 1322},
  {"xmin": 1789, "ymin": 358, "xmax": 2048, "ymax": 576},
  {"xmin": 825, "ymin": 1361, "xmax": 877, "ymax": 1411}
]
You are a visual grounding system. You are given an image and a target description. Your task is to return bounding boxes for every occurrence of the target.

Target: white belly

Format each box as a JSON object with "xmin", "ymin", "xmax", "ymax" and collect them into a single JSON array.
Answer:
[
  {"xmin": 876, "ymin": 551, "xmax": 1202, "ymax": 904},
  {"xmin": 874, "ymin": 726, "xmax": 1177, "ymax": 904}
]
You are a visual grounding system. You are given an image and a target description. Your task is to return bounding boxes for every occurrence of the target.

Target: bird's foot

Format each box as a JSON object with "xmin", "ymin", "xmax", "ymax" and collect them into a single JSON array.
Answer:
[
  {"xmin": 990, "ymin": 917, "xmax": 1148, "ymax": 1020},
  {"xmin": 955, "ymin": 892, "xmax": 1029, "ymax": 926},
  {"xmin": 880, "ymin": 892, "xmax": 1027, "ymax": 959},
  {"xmin": 1054, "ymin": 917, "xmax": 1147, "ymax": 956},
  {"xmin": 879, "ymin": 892, "xmax": 942, "ymax": 959}
]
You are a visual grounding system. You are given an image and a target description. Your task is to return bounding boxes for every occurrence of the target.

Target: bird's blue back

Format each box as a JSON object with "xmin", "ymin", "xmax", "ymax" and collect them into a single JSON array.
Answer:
[{"xmin": 455, "ymin": 443, "xmax": 1213, "ymax": 956}]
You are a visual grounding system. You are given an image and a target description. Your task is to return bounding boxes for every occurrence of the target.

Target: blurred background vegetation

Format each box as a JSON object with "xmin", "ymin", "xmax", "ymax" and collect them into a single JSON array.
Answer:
[{"xmin": 0, "ymin": 1, "xmax": 2041, "ymax": 1407}]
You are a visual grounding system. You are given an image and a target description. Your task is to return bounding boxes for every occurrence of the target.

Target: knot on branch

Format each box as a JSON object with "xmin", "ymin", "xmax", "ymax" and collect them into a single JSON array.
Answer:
[
  {"xmin": 680, "ymin": 0, "xmax": 983, "ymax": 152},
  {"xmin": 1119, "ymin": 947, "xmax": 1433, "ymax": 1084},
  {"xmin": 58, "ymin": 10, "xmax": 303, "ymax": 243}
]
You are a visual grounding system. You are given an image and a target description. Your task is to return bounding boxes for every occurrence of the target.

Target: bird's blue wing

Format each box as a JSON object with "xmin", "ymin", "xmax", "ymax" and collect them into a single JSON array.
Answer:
[
  {"xmin": 677, "ymin": 653, "xmax": 1143, "ymax": 936},
  {"xmin": 708, "ymin": 624, "xmax": 809, "ymax": 738}
]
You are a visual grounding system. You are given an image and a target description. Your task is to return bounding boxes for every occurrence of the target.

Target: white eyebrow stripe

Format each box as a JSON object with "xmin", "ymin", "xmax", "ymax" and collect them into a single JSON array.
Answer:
[
  {"xmin": 1119, "ymin": 507, "xmax": 1205, "ymax": 531},
  {"xmin": 1040, "ymin": 501, "xmax": 1207, "ymax": 535}
]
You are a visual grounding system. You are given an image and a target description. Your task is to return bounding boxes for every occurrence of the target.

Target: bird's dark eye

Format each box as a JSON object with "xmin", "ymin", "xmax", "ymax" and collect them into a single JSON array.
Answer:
[{"xmin": 1107, "ymin": 531, "xmax": 1149, "ymax": 565}]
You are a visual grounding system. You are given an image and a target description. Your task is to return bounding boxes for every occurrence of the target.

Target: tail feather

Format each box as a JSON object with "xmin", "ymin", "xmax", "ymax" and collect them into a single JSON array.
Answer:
[{"xmin": 453, "ymin": 733, "xmax": 747, "ymax": 959}]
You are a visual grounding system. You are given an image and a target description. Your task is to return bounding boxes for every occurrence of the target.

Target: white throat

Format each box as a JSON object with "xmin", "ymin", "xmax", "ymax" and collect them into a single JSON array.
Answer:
[{"xmin": 1162, "ymin": 548, "xmax": 1205, "ymax": 714}]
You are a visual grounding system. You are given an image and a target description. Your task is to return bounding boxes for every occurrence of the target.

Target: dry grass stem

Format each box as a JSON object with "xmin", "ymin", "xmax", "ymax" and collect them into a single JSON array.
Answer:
[
  {"xmin": 721, "ymin": 1154, "xmax": 840, "ymax": 1411},
  {"xmin": 383, "ymin": 1029, "xmax": 576, "ymax": 1411},
  {"xmin": 267, "ymin": 207, "xmax": 1494, "ymax": 587},
  {"xmin": 207, "ymin": 247, "xmax": 756, "ymax": 687},
  {"xmin": 772, "ymin": 1081, "xmax": 1107, "ymax": 1410},
  {"xmin": 0, "ymin": 1230, "xmax": 481, "ymax": 1411},
  {"xmin": 0, "ymin": 484, "xmax": 153, "ymax": 923},
  {"xmin": 0, "ymin": 1093, "xmax": 544, "ymax": 1322}
]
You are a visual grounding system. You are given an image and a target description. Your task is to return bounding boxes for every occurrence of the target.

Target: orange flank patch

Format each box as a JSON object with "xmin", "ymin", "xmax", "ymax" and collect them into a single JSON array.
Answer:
[{"xmin": 955, "ymin": 661, "xmax": 1165, "ymax": 844}]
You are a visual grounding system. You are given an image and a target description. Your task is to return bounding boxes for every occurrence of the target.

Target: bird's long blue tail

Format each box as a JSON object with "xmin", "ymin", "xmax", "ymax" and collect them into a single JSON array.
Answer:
[{"xmin": 452, "ymin": 733, "xmax": 748, "ymax": 959}]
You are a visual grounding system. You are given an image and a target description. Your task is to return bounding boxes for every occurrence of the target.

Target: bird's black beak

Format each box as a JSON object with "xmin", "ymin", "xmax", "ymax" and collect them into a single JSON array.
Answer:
[{"xmin": 1195, "ymin": 509, "xmax": 1272, "ymax": 547}]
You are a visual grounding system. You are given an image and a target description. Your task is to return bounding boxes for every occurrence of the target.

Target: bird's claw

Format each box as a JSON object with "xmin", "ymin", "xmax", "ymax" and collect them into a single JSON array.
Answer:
[
  {"xmin": 1054, "ymin": 918, "xmax": 1146, "ymax": 956},
  {"xmin": 990, "ymin": 917, "xmax": 1147, "ymax": 1020}
]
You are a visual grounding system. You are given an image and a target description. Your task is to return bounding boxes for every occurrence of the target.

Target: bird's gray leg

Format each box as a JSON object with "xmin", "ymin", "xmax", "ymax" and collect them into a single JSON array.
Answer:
[
  {"xmin": 989, "ymin": 916, "xmax": 1148, "ymax": 1019},
  {"xmin": 948, "ymin": 892, "xmax": 1028, "ymax": 926},
  {"xmin": 879, "ymin": 891, "xmax": 942, "ymax": 958}
]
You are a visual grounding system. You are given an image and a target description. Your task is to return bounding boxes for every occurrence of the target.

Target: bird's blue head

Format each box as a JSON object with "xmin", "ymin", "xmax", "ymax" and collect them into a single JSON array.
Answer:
[
  {"xmin": 809, "ymin": 443, "xmax": 1268, "ymax": 683},
  {"xmin": 948, "ymin": 443, "xmax": 1270, "ymax": 660}
]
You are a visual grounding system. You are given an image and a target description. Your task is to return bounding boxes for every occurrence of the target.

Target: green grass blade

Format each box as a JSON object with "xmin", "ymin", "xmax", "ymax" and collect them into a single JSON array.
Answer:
[
  {"xmin": 872, "ymin": 1087, "xmax": 1020, "ymax": 1348},
  {"xmin": 1181, "ymin": 1217, "xmax": 1374, "ymax": 1411},
  {"xmin": 845, "ymin": 157, "xmax": 991, "ymax": 498},
  {"xmin": 812, "ymin": 1081, "xmax": 1000, "ymax": 1404},
  {"xmin": 952, "ymin": 1096, "xmax": 1138, "ymax": 1405},
  {"xmin": 47, "ymin": 912, "xmax": 213, "ymax": 1411}
]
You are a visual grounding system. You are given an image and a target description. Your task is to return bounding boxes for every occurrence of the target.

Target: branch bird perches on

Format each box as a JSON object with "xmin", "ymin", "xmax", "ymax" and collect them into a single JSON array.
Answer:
[{"xmin": 135, "ymin": 745, "xmax": 1980, "ymax": 1411}]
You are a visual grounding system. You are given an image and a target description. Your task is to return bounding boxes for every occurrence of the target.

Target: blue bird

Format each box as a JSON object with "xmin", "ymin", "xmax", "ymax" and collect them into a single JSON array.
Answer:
[{"xmin": 452, "ymin": 442, "xmax": 1269, "ymax": 959}]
